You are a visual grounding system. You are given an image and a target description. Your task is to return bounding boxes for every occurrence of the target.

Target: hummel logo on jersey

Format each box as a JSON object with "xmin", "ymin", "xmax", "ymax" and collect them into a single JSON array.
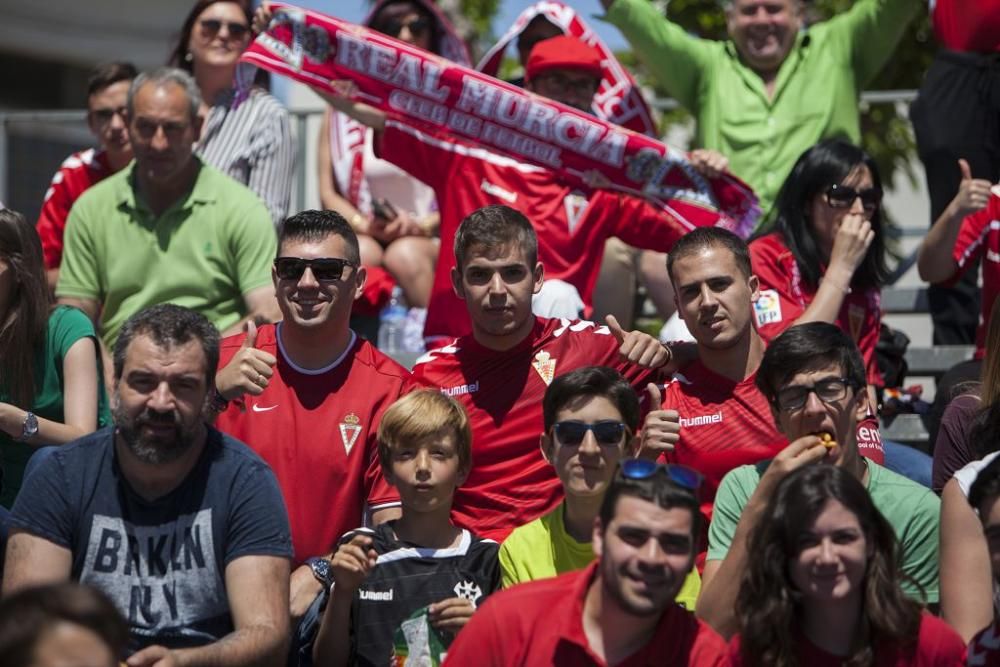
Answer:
[
  {"xmin": 480, "ymin": 179, "xmax": 517, "ymax": 203},
  {"xmin": 679, "ymin": 411, "xmax": 723, "ymax": 427},
  {"xmin": 454, "ymin": 580, "xmax": 483, "ymax": 606},
  {"xmin": 251, "ymin": 403, "xmax": 278, "ymax": 412},
  {"xmin": 359, "ymin": 588, "xmax": 394, "ymax": 602},
  {"xmin": 442, "ymin": 381, "xmax": 479, "ymax": 397}
]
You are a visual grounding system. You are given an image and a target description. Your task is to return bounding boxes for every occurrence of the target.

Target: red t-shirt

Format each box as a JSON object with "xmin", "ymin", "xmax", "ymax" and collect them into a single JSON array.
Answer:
[
  {"xmin": 36, "ymin": 148, "xmax": 114, "ymax": 270},
  {"xmin": 749, "ymin": 232, "xmax": 884, "ymax": 387},
  {"xmin": 946, "ymin": 193, "xmax": 1000, "ymax": 359},
  {"xmin": 729, "ymin": 612, "xmax": 965, "ymax": 666},
  {"xmin": 443, "ymin": 561, "xmax": 728, "ymax": 667},
  {"xmin": 378, "ymin": 120, "xmax": 693, "ymax": 340},
  {"xmin": 412, "ymin": 317, "xmax": 661, "ymax": 541},
  {"xmin": 931, "ymin": 0, "xmax": 1000, "ymax": 52},
  {"xmin": 969, "ymin": 619, "xmax": 1000, "ymax": 665},
  {"xmin": 214, "ymin": 324, "xmax": 410, "ymax": 564},
  {"xmin": 661, "ymin": 362, "xmax": 786, "ymax": 524}
]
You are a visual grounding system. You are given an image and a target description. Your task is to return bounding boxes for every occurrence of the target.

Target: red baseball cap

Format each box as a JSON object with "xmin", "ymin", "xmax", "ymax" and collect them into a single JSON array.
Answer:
[{"xmin": 525, "ymin": 36, "xmax": 603, "ymax": 82}]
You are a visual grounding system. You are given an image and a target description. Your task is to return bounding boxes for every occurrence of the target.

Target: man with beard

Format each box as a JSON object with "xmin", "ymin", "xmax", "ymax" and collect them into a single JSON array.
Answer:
[
  {"xmin": 2, "ymin": 304, "xmax": 293, "ymax": 666},
  {"xmin": 443, "ymin": 461, "xmax": 726, "ymax": 666}
]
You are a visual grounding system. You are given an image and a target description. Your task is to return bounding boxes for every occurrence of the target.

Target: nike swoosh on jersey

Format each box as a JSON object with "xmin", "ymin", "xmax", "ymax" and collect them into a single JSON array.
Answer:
[{"xmin": 252, "ymin": 404, "xmax": 278, "ymax": 412}]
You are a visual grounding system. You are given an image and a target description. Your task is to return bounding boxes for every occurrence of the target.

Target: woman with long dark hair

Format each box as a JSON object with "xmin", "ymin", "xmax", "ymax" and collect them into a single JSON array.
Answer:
[
  {"xmin": 0, "ymin": 210, "xmax": 108, "ymax": 507},
  {"xmin": 731, "ymin": 465, "xmax": 964, "ymax": 666},
  {"xmin": 168, "ymin": 0, "xmax": 293, "ymax": 226}
]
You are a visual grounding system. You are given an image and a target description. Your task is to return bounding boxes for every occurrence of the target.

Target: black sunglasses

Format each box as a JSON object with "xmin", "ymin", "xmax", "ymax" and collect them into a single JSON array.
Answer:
[
  {"xmin": 825, "ymin": 183, "xmax": 882, "ymax": 214},
  {"xmin": 382, "ymin": 17, "xmax": 431, "ymax": 39},
  {"xmin": 274, "ymin": 257, "xmax": 356, "ymax": 282},
  {"xmin": 199, "ymin": 18, "xmax": 250, "ymax": 39},
  {"xmin": 552, "ymin": 420, "xmax": 628, "ymax": 447},
  {"xmin": 620, "ymin": 459, "xmax": 704, "ymax": 491}
]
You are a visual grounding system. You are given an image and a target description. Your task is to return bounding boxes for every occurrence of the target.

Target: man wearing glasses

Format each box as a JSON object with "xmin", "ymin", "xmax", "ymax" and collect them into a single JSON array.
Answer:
[
  {"xmin": 212, "ymin": 209, "xmax": 412, "ymax": 623},
  {"xmin": 696, "ymin": 322, "xmax": 940, "ymax": 638},
  {"xmin": 37, "ymin": 62, "xmax": 137, "ymax": 291},
  {"xmin": 445, "ymin": 459, "xmax": 726, "ymax": 666}
]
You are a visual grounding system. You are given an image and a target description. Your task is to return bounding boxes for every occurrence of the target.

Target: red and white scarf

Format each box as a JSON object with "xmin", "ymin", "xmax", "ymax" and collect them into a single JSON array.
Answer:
[{"xmin": 240, "ymin": 4, "xmax": 760, "ymax": 235}]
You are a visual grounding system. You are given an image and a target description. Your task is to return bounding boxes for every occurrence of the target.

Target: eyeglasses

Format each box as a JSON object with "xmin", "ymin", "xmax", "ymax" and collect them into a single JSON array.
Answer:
[
  {"xmin": 535, "ymin": 72, "xmax": 600, "ymax": 97},
  {"xmin": 199, "ymin": 18, "xmax": 250, "ymax": 40},
  {"xmin": 274, "ymin": 257, "xmax": 357, "ymax": 282},
  {"xmin": 90, "ymin": 106, "xmax": 127, "ymax": 125},
  {"xmin": 824, "ymin": 184, "xmax": 882, "ymax": 215},
  {"xmin": 774, "ymin": 377, "xmax": 859, "ymax": 412},
  {"xmin": 553, "ymin": 420, "xmax": 628, "ymax": 447},
  {"xmin": 381, "ymin": 17, "xmax": 431, "ymax": 39},
  {"xmin": 620, "ymin": 459, "xmax": 703, "ymax": 492}
]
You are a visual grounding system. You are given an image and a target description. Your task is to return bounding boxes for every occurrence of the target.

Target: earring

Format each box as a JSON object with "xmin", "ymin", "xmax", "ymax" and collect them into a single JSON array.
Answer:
[{"xmin": 184, "ymin": 52, "xmax": 193, "ymax": 63}]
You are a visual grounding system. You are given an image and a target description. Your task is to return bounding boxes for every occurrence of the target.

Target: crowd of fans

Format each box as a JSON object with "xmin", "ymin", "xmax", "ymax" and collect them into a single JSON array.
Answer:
[{"xmin": 4, "ymin": 0, "xmax": 1000, "ymax": 665}]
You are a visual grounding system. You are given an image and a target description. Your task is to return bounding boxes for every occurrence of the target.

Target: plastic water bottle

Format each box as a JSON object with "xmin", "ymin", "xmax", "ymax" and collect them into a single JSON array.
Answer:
[{"xmin": 378, "ymin": 286, "xmax": 407, "ymax": 355}]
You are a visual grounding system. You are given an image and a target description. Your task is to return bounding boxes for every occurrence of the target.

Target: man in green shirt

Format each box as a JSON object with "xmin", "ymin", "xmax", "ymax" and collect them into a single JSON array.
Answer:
[
  {"xmin": 56, "ymin": 67, "xmax": 279, "ymax": 354},
  {"xmin": 599, "ymin": 0, "xmax": 920, "ymax": 213},
  {"xmin": 697, "ymin": 322, "xmax": 940, "ymax": 638}
]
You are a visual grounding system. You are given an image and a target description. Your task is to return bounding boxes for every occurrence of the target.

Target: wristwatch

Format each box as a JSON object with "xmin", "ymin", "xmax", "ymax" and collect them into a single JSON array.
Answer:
[
  {"xmin": 306, "ymin": 556, "xmax": 333, "ymax": 587},
  {"xmin": 17, "ymin": 412, "xmax": 38, "ymax": 442}
]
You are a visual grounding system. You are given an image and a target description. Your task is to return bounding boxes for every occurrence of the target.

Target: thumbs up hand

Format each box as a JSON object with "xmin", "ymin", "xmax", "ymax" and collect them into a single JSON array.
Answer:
[
  {"xmin": 606, "ymin": 315, "xmax": 671, "ymax": 369},
  {"xmin": 215, "ymin": 320, "xmax": 279, "ymax": 401},
  {"xmin": 953, "ymin": 158, "xmax": 993, "ymax": 219},
  {"xmin": 637, "ymin": 383, "xmax": 681, "ymax": 460}
]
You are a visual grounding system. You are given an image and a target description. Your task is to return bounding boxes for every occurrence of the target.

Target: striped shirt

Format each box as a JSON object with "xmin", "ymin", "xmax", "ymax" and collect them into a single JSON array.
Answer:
[{"xmin": 197, "ymin": 87, "xmax": 294, "ymax": 226}]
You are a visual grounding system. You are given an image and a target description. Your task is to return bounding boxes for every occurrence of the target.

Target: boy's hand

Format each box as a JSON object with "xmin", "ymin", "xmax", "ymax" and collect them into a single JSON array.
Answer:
[
  {"xmin": 428, "ymin": 597, "xmax": 476, "ymax": 632},
  {"xmin": 331, "ymin": 535, "xmax": 377, "ymax": 593}
]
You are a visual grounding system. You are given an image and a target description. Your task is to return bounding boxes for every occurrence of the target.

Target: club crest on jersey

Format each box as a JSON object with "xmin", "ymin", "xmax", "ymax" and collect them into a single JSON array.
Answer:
[
  {"xmin": 754, "ymin": 289, "xmax": 783, "ymax": 326},
  {"xmin": 848, "ymin": 303, "xmax": 864, "ymax": 341},
  {"xmin": 532, "ymin": 350, "xmax": 557, "ymax": 386},
  {"xmin": 340, "ymin": 413, "xmax": 362, "ymax": 455},
  {"xmin": 454, "ymin": 580, "xmax": 483, "ymax": 607},
  {"xmin": 564, "ymin": 192, "xmax": 588, "ymax": 235}
]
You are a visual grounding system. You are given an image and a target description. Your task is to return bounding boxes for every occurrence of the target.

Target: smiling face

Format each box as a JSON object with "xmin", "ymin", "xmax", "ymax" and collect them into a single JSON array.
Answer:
[
  {"xmin": 726, "ymin": 0, "xmax": 802, "ymax": 77},
  {"xmin": 808, "ymin": 164, "xmax": 876, "ymax": 262},
  {"xmin": 451, "ymin": 242, "xmax": 543, "ymax": 349},
  {"xmin": 593, "ymin": 495, "xmax": 695, "ymax": 617},
  {"xmin": 187, "ymin": 1, "xmax": 251, "ymax": 72},
  {"xmin": 274, "ymin": 235, "xmax": 365, "ymax": 333},
  {"xmin": 671, "ymin": 244, "xmax": 759, "ymax": 350},
  {"xmin": 386, "ymin": 428, "xmax": 467, "ymax": 514},
  {"xmin": 789, "ymin": 498, "xmax": 870, "ymax": 608}
]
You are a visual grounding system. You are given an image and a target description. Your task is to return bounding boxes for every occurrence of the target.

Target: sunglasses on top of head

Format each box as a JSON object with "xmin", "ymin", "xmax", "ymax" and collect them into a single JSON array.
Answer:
[
  {"xmin": 824, "ymin": 183, "xmax": 882, "ymax": 215},
  {"xmin": 619, "ymin": 459, "xmax": 704, "ymax": 492},
  {"xmin": 274, "ymin": 257, "xmax": 356, "ymax": 282}
]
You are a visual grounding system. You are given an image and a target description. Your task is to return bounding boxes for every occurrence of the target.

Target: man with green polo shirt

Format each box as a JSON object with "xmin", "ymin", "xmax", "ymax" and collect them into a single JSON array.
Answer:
[
  {"xmin": 56, "ymin": 67, "xmax": 279, "ymax": 354},
  {"xmin": 598, "ymin": 0, "xmax": 920, "ymax": 213}
]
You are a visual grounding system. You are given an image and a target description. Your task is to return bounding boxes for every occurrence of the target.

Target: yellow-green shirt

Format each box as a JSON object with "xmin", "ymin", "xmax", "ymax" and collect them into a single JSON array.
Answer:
[{"xmin": 499, "ymin": 501, "xmax": 701, "ymax": 610}]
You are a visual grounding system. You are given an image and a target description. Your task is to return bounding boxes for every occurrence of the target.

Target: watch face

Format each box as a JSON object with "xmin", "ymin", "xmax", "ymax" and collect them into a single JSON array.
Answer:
[
  {"xmin": 23, "ymin": 412, "xmax": 38, "ymax": 438},
  {"xmin": 310, "ymin": 557, "xmax": 331, "ymax": 583}
]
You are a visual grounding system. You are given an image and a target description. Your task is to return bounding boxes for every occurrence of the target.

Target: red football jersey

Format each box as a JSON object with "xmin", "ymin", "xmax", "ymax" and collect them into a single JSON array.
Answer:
[
  {"xmin": 412, "ymin": 317, "xmax": 661, "ymax": 542},
  {"xmin": 378, "ymin": 121, "xmax": 693, "ymax": 340},
  {"xmin": 661, "ymin": 362, "xmax": 786, "ymax": 524},
  {"xmin": 36, "ymin": 148, "xmax": 114, "ymax": 270},
  {"xmin": 750, "ymin": 232, "xmax": 884, "ymax": 387},
  {"xmin": 949, "ymin": 194, "xmax": 1000, "ymax": 359},
  {"xmin": 214, "ymin": 324, "xmax": 411, "ymax": 565},
  {"xmin": 931, "ymin": 0, "xmax": 1000, "ymax": 52}
]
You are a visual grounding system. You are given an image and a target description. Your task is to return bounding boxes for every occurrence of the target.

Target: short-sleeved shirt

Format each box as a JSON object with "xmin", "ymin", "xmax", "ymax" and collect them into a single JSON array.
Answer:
[
  {"xmin": 55, "ymin": 159, "xmax": 276, "ymax": 350},
  {"xmin": 0, "ymin": 306, "xmax": 110, "ymax": 508},
  {"xmin": 9, "ymin": 427, "xmax": 292, "ymax": 651},
  {"xmin": 36, "ymin": 148, "xmax": 114, "ymax": 270},
  {"xmin": 499, "ymin": 501, "xmax": 700, "ymax": 610},
  {"xmin": 379, "ymin": 121, "xmax": 692, "ymax": 340},
  {"xmin": 970, "ymin": 618, "xmax": 1000, "ymax": 665},
  {"xmin": 943, "ymin": 194, "xmax": 1000, "ymax": 358},
  {"xmin": 214, "ymin": 324, "xmax": 410, "ymax": 564},
  {"xmin": 341, "ymin": 522, "xmax": 500, "ymax": 667},
  {"xmin": 412, "ymin": 317, "xmax": 662, "ymax": 542},
  {"xmin": 750, "ymin": 232, "xmax": 883, "ymax": 386},
  {"xmin": 707, "ymin": 460, "xmax": 940, "ymax": 603},
  {"xmin": 443, "ymin": 561, "xmax": 727, "ymax": 667},
  {"xmin": 932, "ymin": 393, "xmax": 982, "ymax": 493}
]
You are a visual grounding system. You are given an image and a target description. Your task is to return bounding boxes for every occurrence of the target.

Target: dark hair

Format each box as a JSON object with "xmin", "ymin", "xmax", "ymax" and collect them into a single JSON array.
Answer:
[
  {"xmin": 0, "ymin": 582, "xmax": 128, "ymax": 667},
  {"xmin": 735, "ymin": 465, "xmax": 921, "ymax": 667},
  {"xmin": 598, "ymin": 464, "xmax": 702, "ymax": 538},
  {"xmin": 277, "ymin": 209, "xmax": 361, "ymax": 265},
  {"xmin": 453, "ymin": 205, "xmax": 538, "ymax": 270},
  {"xmin": 113, "ymin": 304, "xmax": 220, "ymax": 387},
  {"xmin": 756, "ymin": 322, "xmax": 866, "ymax": 403},
  {"xmin": 0, "ymin": 209, "xmax": 51, "ymax": 408},
  {"xmin": 666, "ymin": 227, "xmax": 752, "ymax": 282},
  {"xmin": 168, "ymin": 0, "xmax": 253, "ymax": 73},
  {"xmin": 969, "ymin": 453, "xmax": 1000, "ymax": 512},
  {"xmin": 87, "ymin": 62, "xmax": 138, "ymax": 98},
  {"xmin": 756, "ymin": 139, "xmax": 889, "ymax": 291},
  {"xmin": 543, "ymin": 366, "xmax": 639, "ymax": 432},
  {"xmin": 368, "ymin": 0, "xmax": 443, "ymax": 54}
]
